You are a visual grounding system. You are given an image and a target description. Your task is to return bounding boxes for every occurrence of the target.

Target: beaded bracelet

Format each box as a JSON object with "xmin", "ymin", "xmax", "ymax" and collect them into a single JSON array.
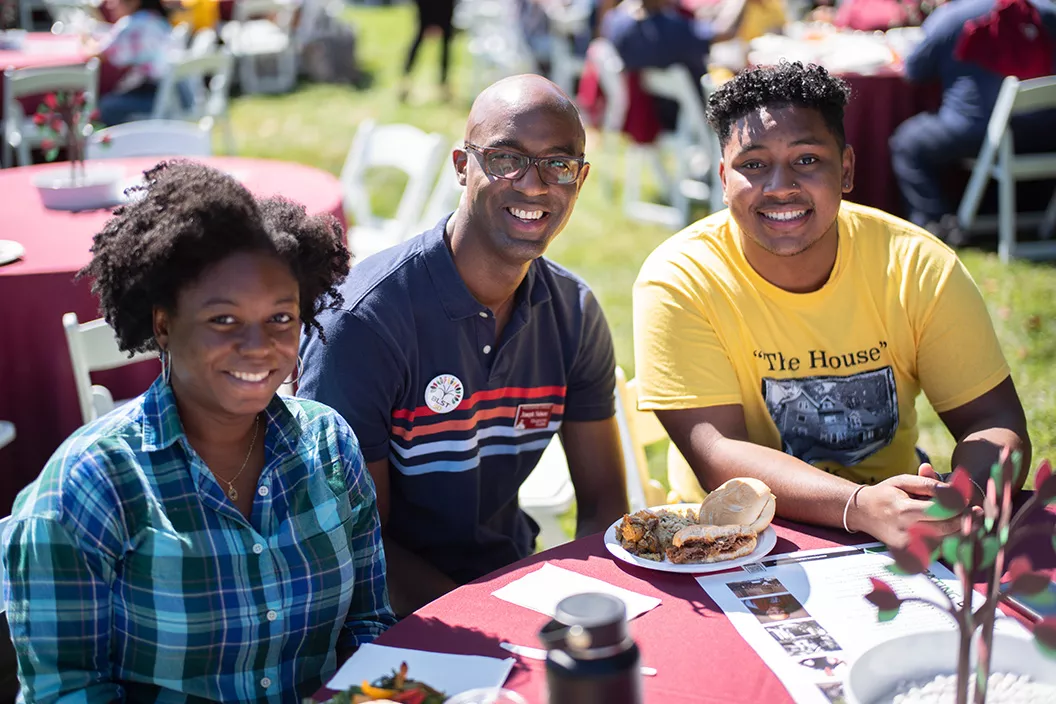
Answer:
[{"xmin": 842, "ymin": 485, "xmax": 865, "ymax": 534}]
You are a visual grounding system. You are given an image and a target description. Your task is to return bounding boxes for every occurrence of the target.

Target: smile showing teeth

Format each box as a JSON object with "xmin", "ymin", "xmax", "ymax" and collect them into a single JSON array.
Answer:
[
  {"xmin": 229, "ymin": 370, "xmax": 269, "ymax": 383},
  {"xmin": 761, "ymin": 209, "xmax": 808, "ymax": 222},
  {"xmin": 509, "ymin": 207, "xmax": 545, "ymax": 221}
]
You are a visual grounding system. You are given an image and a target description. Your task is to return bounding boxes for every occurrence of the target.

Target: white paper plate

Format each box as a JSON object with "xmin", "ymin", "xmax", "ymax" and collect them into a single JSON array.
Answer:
[
  {"xmin": 604, "ymin": 504, "xmax": 778, "ymax": 574},
  {"xmin": 0, "ymin": 240, "xmax": 25, "ymax": 267}
]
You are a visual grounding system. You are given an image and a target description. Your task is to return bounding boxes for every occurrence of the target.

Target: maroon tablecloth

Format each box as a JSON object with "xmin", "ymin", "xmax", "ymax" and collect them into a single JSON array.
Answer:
[
  {"xmin": 318, "ymin": 505, "xmax": 1055, "ymax": 704},
  {"xmin": 840, "ymin": 70, "xmax": 941, "ymax": 217},
  {"xmin": 0, "ymin": 156, "xmax": 345, "ymax": 513},
  {"xmin": 0, "ymin": 33, "xmax": 123, "ymax": 122}
]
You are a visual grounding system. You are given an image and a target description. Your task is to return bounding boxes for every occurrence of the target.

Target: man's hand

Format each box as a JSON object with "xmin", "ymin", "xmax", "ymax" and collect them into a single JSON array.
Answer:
[{"xmin": 848, "ymin": 473, "xmax": 961, "ymax": 548}]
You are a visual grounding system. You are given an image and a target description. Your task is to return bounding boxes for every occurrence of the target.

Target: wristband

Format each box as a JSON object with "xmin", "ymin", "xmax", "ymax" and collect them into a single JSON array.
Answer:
[{"xmin": 842, "ymin": 485, "xmax": 865, "ymax": 534}]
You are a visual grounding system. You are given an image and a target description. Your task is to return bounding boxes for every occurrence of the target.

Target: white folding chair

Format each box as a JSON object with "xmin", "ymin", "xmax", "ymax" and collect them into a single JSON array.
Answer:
[
  {"xmin": 340, "ymin": 119, "xmax": 447, "ymax": 260},
  {"xmin": 519, "ymin": 436, "xmax": 576, "ymax": 550},
  {"xmin": 62, "ymin": 312, "xmax": 153, "ymax": 425},
  {"xmin": 957, "ymin": 74, "xmax": 1056, "ymax": 262},
  {"xmin": 149, "ymin": 50, "xmax": 235, "ymax": 154},
  {"xmin": 459, "ymin": 0, "xmax": 536, "ymax": 97},
  {"xmin": 634, "ymin": 64, "xmax": 719, "ymax": 229},
  {"xmin": 2, "ymin": 58, "xmax": 100, "ymax": 167},
  {"xmin": 221, "ymin": 0, "xmax": 297, "ymax": 94},
  {"xmin": 86, "ymin": 118, "xmax": 213, "ymax": 159},
  {"xmin": 415, "ymin": 140, "xmax": 464, "ymax": 233}
]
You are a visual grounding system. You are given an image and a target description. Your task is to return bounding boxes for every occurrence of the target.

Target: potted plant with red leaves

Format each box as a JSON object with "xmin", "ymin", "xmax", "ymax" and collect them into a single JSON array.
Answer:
[
  {"xmin": 30, "ymin": 90, "xmax": 121, "ymax": 211},
  {"xmin": 846, "ymin": 450, "xmax": 1056, "ymax": 704}
]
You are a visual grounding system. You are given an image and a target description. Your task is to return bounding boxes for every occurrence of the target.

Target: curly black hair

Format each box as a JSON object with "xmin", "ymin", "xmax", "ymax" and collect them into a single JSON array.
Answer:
[
  {"xmin": 706, "ymin": 62, "xmax": 851, "ymax": 150},
  {"xmin": 78, "ymin": 160, "xmax": 350, "ymax": 354}
]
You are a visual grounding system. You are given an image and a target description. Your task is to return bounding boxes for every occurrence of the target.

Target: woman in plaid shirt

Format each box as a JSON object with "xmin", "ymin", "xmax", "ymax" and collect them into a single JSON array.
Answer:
[{"xmin": 3, "ymin": 161, "xmax": 396, "ymax": 703}]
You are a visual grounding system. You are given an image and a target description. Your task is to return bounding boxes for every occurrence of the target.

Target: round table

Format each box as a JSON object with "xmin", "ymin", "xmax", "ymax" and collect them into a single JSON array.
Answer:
[
  {"xmin": 317, "ymin": 505, "xmax": 1055, "ymax": 704},
  {"xmin": 0, "ymin": 156, "xmax": 346, "ymax": 513},
  {"xmin": 840, "ymin": 69, "xmax": 941, "ymax": 218}
]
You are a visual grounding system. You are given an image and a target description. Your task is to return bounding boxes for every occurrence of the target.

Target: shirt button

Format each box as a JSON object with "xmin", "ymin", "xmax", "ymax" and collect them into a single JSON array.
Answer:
[
  {"xmin": 266, "ymin": 610, "xmax": 278, "ymax": 621},
  {"xmin": 252, "ymin": 543, "xmax": 264, "ymax": 554},
  {"xmin": 260, "ymin": 677, "xmax": 272, "ymax": 688},
  {"xmin": 258, "ymin": 485, "xmax": 269, "ymax": 497},
  {"xmin": 478, "ymin": 311, "xmax": 488, "ymax": 318},
  {"xmin": 482, "ymin": 345, "xmax": 492, "ymax": 354}
]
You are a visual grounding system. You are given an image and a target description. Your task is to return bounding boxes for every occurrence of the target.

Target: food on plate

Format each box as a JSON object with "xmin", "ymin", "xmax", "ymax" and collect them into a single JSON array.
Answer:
[
  {"xmin": 666, "ymin": 524, "xmax": 758, "ymax": 564},
  {"xmin": 697, "ymin": 477, "xmax": 776, "ymax": 534},
  {"xmin": 320, "ymin": 662, "xmax": 447, "ymax": 704},
  {"xmin": 617, "ymin": 507, "xmax": 697, "ymax": 561}
]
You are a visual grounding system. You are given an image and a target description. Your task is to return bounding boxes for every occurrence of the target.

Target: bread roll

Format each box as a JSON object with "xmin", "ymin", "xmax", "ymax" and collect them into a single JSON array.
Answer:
[{"xmin": 697, "ymin": 477, "xmax": 776, "ymax": 534}]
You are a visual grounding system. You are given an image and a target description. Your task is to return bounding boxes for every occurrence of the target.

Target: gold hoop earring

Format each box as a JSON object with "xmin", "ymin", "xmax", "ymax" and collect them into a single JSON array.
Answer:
[{"xmin": 286, "ymin": 356, "xmax": 302, "ymax": 385}]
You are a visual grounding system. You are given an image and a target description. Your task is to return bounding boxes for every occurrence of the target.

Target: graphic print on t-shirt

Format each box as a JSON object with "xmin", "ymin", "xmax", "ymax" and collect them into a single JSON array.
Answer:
[{"xmin": 761, "ymin": 368, "xmax": 899, "ymax": 467}]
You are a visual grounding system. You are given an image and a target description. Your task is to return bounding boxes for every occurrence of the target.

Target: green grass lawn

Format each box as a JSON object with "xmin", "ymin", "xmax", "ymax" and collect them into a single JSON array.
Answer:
[{"xmin": 230, "ymin": 3, "xmax": 1055, "ymax": 486}]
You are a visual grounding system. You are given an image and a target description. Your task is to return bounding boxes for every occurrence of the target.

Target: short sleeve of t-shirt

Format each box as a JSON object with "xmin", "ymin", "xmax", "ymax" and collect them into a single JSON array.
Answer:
[
  {"xmin": 564, "ymin": 289, "xmax": 617, "ymax": 422},
  {"xmin": 298, "ymin": 309, "xmax": 405, "ymax": 463},
  {"xmin": 914, "ymin": 257, "xmax": 1010, "ymax": 413},
  {"xmin": 632, "ymin": 242, "xmax": 741, "ymax": 410}
]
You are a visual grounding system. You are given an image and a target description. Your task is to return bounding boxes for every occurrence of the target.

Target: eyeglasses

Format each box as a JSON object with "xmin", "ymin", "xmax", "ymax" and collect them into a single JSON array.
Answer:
[{"xmin": 464, "ymin": 142, "xmax": 586, "ymax": 185}]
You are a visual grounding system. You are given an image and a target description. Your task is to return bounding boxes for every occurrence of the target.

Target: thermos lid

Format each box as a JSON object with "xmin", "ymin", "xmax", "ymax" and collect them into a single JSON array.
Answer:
[{"xmin": 549, "ymin": 593, "xmax": 630, "ymax": 655}]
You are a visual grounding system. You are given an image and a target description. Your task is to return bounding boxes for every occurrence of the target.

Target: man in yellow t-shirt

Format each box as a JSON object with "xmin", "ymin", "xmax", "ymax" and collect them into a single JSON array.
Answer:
[{"xmin": 632, "ymin": 62, "xmax": 1030, "ymax": 549}]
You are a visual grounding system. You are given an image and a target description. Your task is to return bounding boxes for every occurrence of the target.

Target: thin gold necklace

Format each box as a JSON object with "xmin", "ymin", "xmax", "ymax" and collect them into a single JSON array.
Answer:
[{"xmin": 221, "ymin": 415, "xmax": 259, "ymax": 501}]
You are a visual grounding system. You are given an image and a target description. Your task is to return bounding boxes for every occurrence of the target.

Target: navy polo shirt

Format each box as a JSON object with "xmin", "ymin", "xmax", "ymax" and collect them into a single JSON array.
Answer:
[{"xmin": 298, "ymin": 215, "xmax": 616, "ymax": 584}]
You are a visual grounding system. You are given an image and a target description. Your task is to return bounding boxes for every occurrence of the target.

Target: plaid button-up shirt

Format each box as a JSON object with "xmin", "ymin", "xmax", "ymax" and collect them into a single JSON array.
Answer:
[{"xmin": 3, "ymin": 377, "xmax": 395, "ymax": 704}]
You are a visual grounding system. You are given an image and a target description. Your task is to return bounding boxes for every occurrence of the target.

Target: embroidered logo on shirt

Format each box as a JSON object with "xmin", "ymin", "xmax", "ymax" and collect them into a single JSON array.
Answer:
[
  {"xmin": 425, "ymin": 374, "xmax": 464, "ymax": 414},
  {"xmin": 513, "ymin": 403, "xmax": 553, "ymax": 430}
]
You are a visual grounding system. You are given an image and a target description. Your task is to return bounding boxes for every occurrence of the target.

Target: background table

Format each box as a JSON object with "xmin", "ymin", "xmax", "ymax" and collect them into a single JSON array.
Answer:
[
  {"xmin": 0, "ymin": 156, "xmax": 345, "ymax": 513},
  {"xmin": 319, "ymin": 505, "xmax": 1055, "ymax": 704},
  {"xmin": 0, "ymin": 33, "xmax": 122, "ymax": 123},
  {"xmin": 840, "ymin": 70, "xmax": 940, "ymax": 217}
]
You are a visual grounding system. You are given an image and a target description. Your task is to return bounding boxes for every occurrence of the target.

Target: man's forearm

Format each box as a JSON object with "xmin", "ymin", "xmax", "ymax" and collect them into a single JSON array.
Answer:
[
  {"xmin": 382, "ymin": 535, "xmax": 458, "ymax": 617},
  {"xmin": 575, "ymin": 494, "xmax": 628, "ymax": 538},
  {"xmin": 950, "ymin": 428, "xmax": 1032, "ymax": 492}
]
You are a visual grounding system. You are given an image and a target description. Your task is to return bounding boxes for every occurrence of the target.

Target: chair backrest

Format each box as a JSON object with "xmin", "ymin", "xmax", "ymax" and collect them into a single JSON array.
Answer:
[
  {"xmin": 340, "ymin": 120, "xmax": 447, "ymax": 251},
  {"xmin": 2, "ymin": 58, "xmax": 99, "ymax": 166},
  {"xmin": 614, "ymin": 367, "xmax": 669, "ymax": 510},
  {"xmin": 86, "ymin": 118, "xmax": 213, "ymax": 159},
  {"xmin": 641, "ymin": 64, "xmax": 708, "ymax": 143},
  {"xmin": 417, "ymin": 141, "xmax": 464, "ymax": 232},
  {"xmin": 230, "ymin": 0, "xmax": 295, "ymax": 31},
  {"xmin": 188, "ymin": 27, "xmax": 219, "ymax": 57},
  {"xmin": 170, "ymin": 20, "xmax": 192, "ymax": 52},
  {"xmin": 62, "ymin": 312, "xmax": 153, "ymax": 425},
  {"xmin": 586, "ymin": 38, "xmax": 628, "ymax": 135},
  {"xmin": 151, "ymin": 50, "xmax": 234, "ymax": 121},
  {"xmin": 985, "ymin": 75, "xmax": 1056, "ymax": 150}
]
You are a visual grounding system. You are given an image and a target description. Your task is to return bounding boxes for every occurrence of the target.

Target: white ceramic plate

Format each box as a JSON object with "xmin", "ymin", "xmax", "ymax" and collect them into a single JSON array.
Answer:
[
  {"xmin": 0, "ymin": 240, "xmax": 25, "ymax": 267},
  {"xmin": 604, "ymin": 504, "xmax": 778, "ymax": 574}
]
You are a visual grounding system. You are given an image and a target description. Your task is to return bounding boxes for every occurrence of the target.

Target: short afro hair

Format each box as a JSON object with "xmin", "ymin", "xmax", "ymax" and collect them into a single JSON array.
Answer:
[
  {"xmin": 706, "ymin": 62, "xmax": 851, "ymax": 150},
  {"xmin": 79, "ymin": 160, "xmax": 350, "ymax": 354}
]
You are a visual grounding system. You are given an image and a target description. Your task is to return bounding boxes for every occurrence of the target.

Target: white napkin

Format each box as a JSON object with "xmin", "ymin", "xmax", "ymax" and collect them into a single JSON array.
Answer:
[
  {"xmin": 491, "ymin": 563, "xmax": 661, "ymax": 619},
  {"xmin": 325, "ymin": 643, "xmax": 515, "ymax": 695}
]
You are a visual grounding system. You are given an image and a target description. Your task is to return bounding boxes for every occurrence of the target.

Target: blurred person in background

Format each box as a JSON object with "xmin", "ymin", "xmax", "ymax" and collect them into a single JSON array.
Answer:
[
  {"xmin": 601, "ymin": 0, "xmax": 750, "ymax": 129},
  {"xmin": 89, "ymin": 0, "xmax": 177, "ymax": 125},
  {"xmin": 890, "ymin": 0, "xmax": 1056, "ymax": 241},
  {"xmin": 399, "ymin": 0, "xmax": 456, "ymax": 102}
]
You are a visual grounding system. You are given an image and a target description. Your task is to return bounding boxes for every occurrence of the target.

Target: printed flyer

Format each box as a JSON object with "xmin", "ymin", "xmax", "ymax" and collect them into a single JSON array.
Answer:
[{"xmin": 695, "ymin": 544, "xmax": 1026, "ymax": 704}]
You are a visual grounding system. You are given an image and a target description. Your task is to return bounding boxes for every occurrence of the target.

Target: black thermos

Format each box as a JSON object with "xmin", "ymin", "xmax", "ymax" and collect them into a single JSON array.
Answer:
[{"xmin": 538, "ymin": 593, "xmax": 643, "ymax": 704}]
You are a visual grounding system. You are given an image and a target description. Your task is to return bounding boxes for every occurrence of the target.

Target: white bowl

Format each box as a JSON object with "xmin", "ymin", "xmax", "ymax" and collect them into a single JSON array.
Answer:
[
  {"xmin": 33, "ymin": 165, "xmax": 125, "ymax": 212},
  {"xmin": 846, "ymin": 629, "xmax": 1056, "ymax": 704}
]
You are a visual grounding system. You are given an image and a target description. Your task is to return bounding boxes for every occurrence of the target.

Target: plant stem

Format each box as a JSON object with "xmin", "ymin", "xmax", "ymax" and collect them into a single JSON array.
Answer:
[
  {"xmin": 956, "ymin": 561, "xmax": 972, "ymax": 704},
  {"xmin": 974, "ymin": 468, "xmax": 1016, "ymax": 704}
]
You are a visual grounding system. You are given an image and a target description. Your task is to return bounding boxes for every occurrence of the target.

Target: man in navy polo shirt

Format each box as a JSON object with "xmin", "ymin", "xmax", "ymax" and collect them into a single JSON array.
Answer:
[{"xmin": 299, "ymin": 74, "xmax": 630, "ymax": 616}]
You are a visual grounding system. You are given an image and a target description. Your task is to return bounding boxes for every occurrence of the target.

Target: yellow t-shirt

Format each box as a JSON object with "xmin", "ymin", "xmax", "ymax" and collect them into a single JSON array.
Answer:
[{"xmin": 632, "ymin": 201, "xmax": 1010, "ymax": 485}]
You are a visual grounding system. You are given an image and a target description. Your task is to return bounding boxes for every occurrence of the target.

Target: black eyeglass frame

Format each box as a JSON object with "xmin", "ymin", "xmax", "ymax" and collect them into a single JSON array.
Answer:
[{"xmin": 463, "ymin": 142, "xmax": 588, "ymax": 185}]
